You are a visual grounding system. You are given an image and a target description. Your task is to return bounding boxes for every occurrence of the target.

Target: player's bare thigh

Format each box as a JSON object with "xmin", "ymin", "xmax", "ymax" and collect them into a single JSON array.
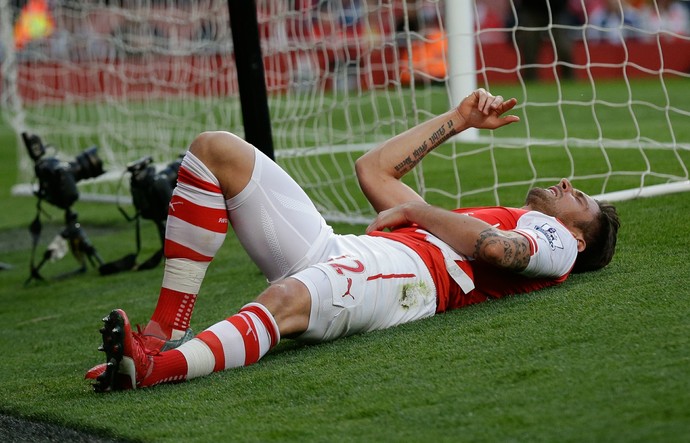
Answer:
[{"xmin": 188, "ymin": 131, "xmax": 255, "ymax": 199}]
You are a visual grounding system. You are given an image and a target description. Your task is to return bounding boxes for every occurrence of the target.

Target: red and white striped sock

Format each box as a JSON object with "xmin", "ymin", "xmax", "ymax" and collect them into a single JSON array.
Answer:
[
  {"xmin": 142, "ymin": 303, "xmax": 280, "ymax": 387},
  {"xmin": 144, "ymin": 152, "xmax": 229, "ymax": 340}
]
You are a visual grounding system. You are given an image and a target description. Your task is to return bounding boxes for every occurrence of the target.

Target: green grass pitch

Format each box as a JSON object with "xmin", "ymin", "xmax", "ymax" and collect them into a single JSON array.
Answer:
[{"xmin": 0, "ymin": 80, "xmax": 689, "ymax": 442}]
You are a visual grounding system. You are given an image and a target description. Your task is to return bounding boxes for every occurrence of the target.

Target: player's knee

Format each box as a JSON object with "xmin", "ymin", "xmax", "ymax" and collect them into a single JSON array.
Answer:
[
  {"xmin": 189, "ymin": 131, "xmax": 231, "ymax": 160},
  {"xmin": 187, "ymin": 131, "xmax": 255, "ymax": 194}
]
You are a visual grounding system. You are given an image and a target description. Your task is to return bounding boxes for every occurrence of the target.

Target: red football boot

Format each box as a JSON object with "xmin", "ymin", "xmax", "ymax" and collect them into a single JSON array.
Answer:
[
  {"xmin": 92, "ymin": 309, "xmax": 152, "ymax": 392},
  {"xmin": 85, "ymin": 321, "xmax": 192, "ymax": 382}
]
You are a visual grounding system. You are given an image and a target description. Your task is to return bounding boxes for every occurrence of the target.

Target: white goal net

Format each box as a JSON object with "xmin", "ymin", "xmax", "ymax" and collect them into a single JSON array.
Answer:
[{"xmin": 2, "ymin": 0, "xmax": 689, "ymax": 224}]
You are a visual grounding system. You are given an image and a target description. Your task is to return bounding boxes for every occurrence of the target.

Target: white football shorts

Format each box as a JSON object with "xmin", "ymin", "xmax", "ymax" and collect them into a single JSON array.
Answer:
[
  {"xmin": 292, "ymin": 234, "xmax": 438, "ymax": 343},
  {"xmin": 225, "ymin": 147, "xmax": 438, "ymax": 342}
]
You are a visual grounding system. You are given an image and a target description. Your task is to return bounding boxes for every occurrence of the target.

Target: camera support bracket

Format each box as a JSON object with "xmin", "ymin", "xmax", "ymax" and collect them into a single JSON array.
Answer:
[
  {"xmin": 25, "ymin": 203, "xmax": 104, "ymax": 285},
  {"xmin": 97, "ymin": 211, "xmax": 166, "ymax": 275}
]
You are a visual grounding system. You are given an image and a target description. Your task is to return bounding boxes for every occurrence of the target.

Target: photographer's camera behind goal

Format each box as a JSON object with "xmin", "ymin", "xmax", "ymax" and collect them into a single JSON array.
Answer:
[
  {"xmin": 127, "ymin": 155, "xmax": 183, "ymax": 222},
  {"xmin": 22, "ymin": 132, "xmax": 104, "ymax": 210}
]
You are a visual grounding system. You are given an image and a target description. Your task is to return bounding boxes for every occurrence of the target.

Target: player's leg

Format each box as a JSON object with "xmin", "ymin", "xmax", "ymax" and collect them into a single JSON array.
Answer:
[
  {"xmin": 86, "ymin": 137, "xmax": 236, "ymax": 380},
  {"xmin": 140, "ymin": 132, "xmax": 246, "ymax": 347},
  {"xmin": 90, "ymin": 130, "xmax": 333, "ymax": 383},
  {"xmin": 94, "ymin": 277, "xmax": 311, "ymax": 391},
  {"xmin": 143, "ymin": 130, "xmax": 332, "ymax": 346},
  {"xmin": 92, "ymin": 238, "xmax": 432, "ymax": 391},
  {"xmin": 206, "ymin": 136, "xmax": 334, "ymax": 283}
]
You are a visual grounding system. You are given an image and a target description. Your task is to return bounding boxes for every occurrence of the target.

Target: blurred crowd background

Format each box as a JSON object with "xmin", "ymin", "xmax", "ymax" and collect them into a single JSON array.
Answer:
[
  {"xmin": 4, "ymin": 0, "xmax": 690, "ymax": 88},
  {"xmin": 7, "ymin": 1, "xmax": 690, "ymax": 57}
]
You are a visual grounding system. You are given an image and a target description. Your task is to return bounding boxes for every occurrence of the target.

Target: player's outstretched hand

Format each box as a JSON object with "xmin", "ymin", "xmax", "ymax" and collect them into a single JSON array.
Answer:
[{"xmin": 456, "ymin": 88, "xmax": 520, "ymax": 130}]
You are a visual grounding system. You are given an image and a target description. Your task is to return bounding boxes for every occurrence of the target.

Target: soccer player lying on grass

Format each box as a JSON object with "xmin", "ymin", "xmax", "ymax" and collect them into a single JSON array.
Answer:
[{"xmin": 86, "ymin": 88, "xmax": 620, "ymax": 391}]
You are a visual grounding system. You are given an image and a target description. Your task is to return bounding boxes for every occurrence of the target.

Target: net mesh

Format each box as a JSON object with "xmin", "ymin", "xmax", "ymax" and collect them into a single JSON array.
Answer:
[{"xmin": 2, "ymin": 0, "xmax": 688, "ymax": 223}]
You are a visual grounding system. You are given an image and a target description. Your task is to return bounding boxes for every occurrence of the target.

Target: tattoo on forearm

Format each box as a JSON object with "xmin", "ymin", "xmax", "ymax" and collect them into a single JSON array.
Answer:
[
  {"xmin": 474, "ymin": 229, "xmax": 530, "ymax": 271},
  {"xmin": 429, "ymin": 120, "xmax": 457, "ymax": 146},
  {"xmin": 394, "ymin": 156, "xmax": 415, "ymax": 173},
  {"xmin": 394, "ymin": 120, "xmax": 458, "ymax": 174},
  {"xmin": 412, "ymin": 141, "xmax": 429, "ymax": 159},
  {"xmin": 428, "ymin": 125, "xmax": 447, "ymax": 145}
]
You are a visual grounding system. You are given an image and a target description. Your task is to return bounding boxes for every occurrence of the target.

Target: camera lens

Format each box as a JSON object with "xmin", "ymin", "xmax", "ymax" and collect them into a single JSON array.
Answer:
[
  {"xmin": 70, "ymin": 146, "xmax": 104, "ymax": 181},
  {"xmin": 129, "ymin": 156, "xmax": 182, "ymax": 222}
]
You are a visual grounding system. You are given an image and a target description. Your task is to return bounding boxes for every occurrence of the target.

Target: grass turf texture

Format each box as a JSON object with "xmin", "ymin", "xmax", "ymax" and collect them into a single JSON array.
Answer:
[{"xmin": 1, "ymin": 81, "xmax": 689, "ymax": 442}]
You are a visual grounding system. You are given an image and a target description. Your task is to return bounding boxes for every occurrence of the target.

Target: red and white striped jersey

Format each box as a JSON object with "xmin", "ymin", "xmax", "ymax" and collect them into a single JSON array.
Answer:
[{"xmin": 370, "ymin": 206, "xmax": 578, "ymax": 313}]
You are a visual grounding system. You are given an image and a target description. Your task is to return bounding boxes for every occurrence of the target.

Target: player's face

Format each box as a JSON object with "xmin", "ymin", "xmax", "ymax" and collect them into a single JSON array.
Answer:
[{"xmin": 525, "ymin": 178, "xmax": 600, "ymax": 226}]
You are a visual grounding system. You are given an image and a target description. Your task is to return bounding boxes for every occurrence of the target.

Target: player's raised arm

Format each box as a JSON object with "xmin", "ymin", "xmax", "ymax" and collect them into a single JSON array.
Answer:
[{"xmin": 355, "ymin": 88, "xmax": 520, "ymax": 213}]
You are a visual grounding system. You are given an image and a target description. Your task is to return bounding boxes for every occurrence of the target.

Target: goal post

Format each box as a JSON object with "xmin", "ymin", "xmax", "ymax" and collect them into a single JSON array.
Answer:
[
  {"xmin": 227, "ymin": 0, "xmax": 274, "ymax": 160},
  {"xmin": 2, "ymin": 0, "xmax": 689, "ymax": 225},
  {"xmin": 447, "ymin": 0, "xmax": 478, "ymax": 141}
]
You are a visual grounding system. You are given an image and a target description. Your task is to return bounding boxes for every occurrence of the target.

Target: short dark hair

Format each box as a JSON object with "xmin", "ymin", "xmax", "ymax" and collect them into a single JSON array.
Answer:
[{"xmin": 571, "ymin": 200, "xmax": 620, "ymax": 273}]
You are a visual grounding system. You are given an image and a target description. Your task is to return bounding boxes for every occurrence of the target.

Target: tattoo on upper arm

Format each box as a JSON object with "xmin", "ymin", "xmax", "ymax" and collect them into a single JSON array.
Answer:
[{"xmin": 473, "ymin": 229, "xmax": 531, "ymax": 271}]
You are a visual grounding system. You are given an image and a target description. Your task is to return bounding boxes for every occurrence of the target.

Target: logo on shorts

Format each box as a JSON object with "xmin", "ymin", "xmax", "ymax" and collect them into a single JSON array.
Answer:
[{"xmin": 341, "ymin": 278, "xmax": 355, "ymax": 299}]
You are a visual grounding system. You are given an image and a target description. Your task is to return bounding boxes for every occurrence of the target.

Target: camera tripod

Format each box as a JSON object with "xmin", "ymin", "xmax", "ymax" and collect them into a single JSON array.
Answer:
[{"xmin": 26, "ymin": 208, "xmax": 105, "ymax": 284}]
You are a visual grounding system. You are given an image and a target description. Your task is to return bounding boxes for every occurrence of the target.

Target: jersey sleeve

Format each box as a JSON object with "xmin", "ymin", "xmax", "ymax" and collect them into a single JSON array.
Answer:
[{"xmin": 513, "ymin": 211, "xmax": 578, "ymax": 279}]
